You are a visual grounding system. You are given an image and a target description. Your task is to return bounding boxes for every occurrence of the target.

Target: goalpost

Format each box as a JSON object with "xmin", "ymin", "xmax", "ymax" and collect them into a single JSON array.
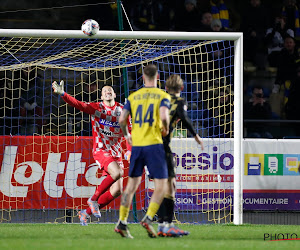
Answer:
[{"xmin": 0, "ymin": 29, "xmax": 243, "ymax": 225}]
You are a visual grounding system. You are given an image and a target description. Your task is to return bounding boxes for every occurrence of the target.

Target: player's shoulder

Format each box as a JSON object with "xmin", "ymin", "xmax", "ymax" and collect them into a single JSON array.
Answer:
[
  {"xmin": 152, "ymin": 87, "xmax": 166, "ymax": 94},
  {"xmin": 176, "ymin": 96, "xmax": 186, "ymax": 104},
  {"xmin": 128, "ymin": 89, "xmax": 141, "ymax": 99},
  {"xmin": 128, "ymin": 87, "xmax": 170, "ymax": 100},
  {"xmin": 114, "ymin": 102, "xmax": 124, "ymax": 113},
  {"xmin": 178, "ymin": 96, "xmax": 187, "ymax": 109},
  {"xmin": 170, "ymin": 95, "xmax": 187, "ymax": 108},
  {"xmin": 156, "ymin": 88, "xmax": 170, "ymax": 99},
  {"xmin": 88, "ymin": 102, "xmax": 101, "ymax": 108},
  {"xmin": 115, "ymin": 101, "xmax": 124, "ymax": 108}
]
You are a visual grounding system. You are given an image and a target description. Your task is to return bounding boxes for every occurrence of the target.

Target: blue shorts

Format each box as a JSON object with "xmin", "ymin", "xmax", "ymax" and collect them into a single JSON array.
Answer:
[{"xmin": 129, "ymin": 144, "xmax": 168, "ymax": 179}]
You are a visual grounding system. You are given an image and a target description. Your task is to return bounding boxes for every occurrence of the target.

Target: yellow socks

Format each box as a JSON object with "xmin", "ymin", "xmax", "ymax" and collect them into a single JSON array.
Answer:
[
  {"xmin": 119, "ymin": 205, "xmax": 129, "ymax": 223},
  {"xmin": 146, "ymin": 202, "xmax": 160, "ymax": 220},
  {"xmin": 120, "ymin": 202, "xmax": 160, "ymax": 222}
]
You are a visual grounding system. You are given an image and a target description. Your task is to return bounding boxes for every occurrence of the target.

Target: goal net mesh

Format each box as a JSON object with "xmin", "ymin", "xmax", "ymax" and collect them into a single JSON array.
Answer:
[{"xmin": 0, "ymin": 35, "xmax": 234, "ymax": 224}]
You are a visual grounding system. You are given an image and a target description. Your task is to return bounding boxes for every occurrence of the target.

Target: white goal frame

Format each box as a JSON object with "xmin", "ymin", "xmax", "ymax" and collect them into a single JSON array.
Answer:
[{"xmin": 0, "ymin": 29, "xmax": 243, "ymax": 225}]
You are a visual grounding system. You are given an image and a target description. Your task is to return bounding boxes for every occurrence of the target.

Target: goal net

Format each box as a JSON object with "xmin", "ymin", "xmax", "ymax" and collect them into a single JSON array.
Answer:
[{"xmin": 0, "ymin": 30, "xmax": 243, "ymax": 224}]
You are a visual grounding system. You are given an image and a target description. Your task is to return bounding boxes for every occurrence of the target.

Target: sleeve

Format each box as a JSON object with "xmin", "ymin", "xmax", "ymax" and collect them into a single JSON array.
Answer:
[
  {"xmin": 123, "ymin": 99, "xmax": 131, "ymax": 113},
  {"xmin": 122, "ymin": 102, "xmax": 132, "ymax": 151},
  {"xmin": 125, "ymin": 115, "xmax": 132, "ymax": 151},
  {"xmin": 127, "ymin": 116, "xmax": 132, "ymax": 133},
  {"xmin": 177, "ymin": 100, "xmax": 197, "ymax": 136},
  {"xmin": 160, "ymin": 93, "xmax": 171, "ymax": 109},
  {"xmin": 61, "ymin": 92, "xmax": 97, "ymax": 115},
  {"xmin": 126, "ymin": 140, "xmax": 132, "ymax": 151}
]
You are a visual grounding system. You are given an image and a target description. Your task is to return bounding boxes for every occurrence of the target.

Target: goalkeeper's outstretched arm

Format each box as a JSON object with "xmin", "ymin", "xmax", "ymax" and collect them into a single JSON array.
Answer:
[{"xmin": 52, "ymin": 80, "xmax": 96, "ymax": 115}]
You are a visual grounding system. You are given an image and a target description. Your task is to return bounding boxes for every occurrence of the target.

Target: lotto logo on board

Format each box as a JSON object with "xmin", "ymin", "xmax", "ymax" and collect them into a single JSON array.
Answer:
[{"xmin": 244, "ymin": 154, "xmax": 295, "ymax": 176}]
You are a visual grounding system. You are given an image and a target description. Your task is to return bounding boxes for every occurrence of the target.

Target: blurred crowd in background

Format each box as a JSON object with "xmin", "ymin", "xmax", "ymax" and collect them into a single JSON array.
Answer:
[{"xmin": 1, "ymin": 0, "xmax": 300, "ymax": 138}]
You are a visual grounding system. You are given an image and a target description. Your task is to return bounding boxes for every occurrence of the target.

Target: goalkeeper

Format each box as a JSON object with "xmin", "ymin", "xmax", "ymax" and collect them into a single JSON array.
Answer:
[
  {"xmin": 52, "ymin": 81, "xmax": 131, "ymax": 226},
  {"xmin": 157, "ymin": 75, "xmax": 204, "ymax": 237}
]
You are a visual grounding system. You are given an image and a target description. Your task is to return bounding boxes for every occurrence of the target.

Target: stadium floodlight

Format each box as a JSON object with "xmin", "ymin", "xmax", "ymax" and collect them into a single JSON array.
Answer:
[{"xmin": 0, "ymin": 29, "xmax": 243, "ymax": 225}]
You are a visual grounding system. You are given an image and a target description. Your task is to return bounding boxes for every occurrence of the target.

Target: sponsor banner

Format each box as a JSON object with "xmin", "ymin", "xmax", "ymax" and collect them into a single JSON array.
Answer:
[
  {"xmin": 145, "ymin": 190, "xmax": 233, "ymax": 210},
  {"xmin": 161, "ymin": 138, "xmax": 234, "ymax": 191},
  {"xmin": 2, "ymin": 136, "xmax": 300, "ymax": 211},
  {"xmin": 176, "ymin": 174, "xmax": 233, "ymax": 183},
  {"xmin": 160, "ymin": 191, "xmax": 300, "ymax": 210},
  {"xmin": 0, "ymin": 136, "xmax": 140, "ymax": 210},
  {"xmin": 155, "ymin": 138, "xmax": 300, "ymax": 210},
  {"xmin": 242, "ymin": 192, "xmax": 300, "ymax": 210},
  {"xmin": 244, "ymin": 139, "xmax": 300, "ymax": 191},
  {"xmin": 171, "ymin": 138, "xmax": 234, "ymax": 175},
  {"xmin": 174, "ymin": 190, "xmax": 232, "ymax": 210}
]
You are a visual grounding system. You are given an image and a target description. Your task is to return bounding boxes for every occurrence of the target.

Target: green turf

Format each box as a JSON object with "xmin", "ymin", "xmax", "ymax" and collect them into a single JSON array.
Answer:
[{"xmin": 0, "ymin": 223, "xmax": 300, "ymax": 249}]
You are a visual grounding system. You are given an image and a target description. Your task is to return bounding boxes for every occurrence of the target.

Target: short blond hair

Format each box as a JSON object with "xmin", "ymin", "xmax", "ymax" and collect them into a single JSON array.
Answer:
[{"xmin": 166, "ymin": 74, "xmax": 184, "ymax": 92}]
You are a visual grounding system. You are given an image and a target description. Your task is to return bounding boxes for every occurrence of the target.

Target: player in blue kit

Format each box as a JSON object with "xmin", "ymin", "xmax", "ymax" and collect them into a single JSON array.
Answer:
[{"xmin": 115, "ymin": 64, "xmax": 171, "ymax": 238}]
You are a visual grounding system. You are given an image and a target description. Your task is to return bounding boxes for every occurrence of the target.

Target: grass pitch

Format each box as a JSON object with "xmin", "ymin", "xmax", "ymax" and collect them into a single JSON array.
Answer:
[{"xmin": 0, "ymin": 223, "xmax": 300, "ymax": 249}]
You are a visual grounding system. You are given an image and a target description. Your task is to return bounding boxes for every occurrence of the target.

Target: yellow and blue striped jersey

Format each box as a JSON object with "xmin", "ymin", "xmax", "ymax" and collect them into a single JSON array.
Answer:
[{"xmin": 124, "ymin": 87, "xmax": 170, "ymax": 146}]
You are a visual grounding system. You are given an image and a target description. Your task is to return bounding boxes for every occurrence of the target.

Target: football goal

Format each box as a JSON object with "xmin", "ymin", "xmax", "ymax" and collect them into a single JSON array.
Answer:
[{"xmin": 0, "ymin": 29, "xmax": 243, "ymax": 225}]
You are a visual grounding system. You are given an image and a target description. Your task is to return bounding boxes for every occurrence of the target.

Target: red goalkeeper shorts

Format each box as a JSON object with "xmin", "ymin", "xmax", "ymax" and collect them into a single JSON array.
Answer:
[{"xmin": 93, "ymin": 150, "xmax": 124, "ymax": 176}]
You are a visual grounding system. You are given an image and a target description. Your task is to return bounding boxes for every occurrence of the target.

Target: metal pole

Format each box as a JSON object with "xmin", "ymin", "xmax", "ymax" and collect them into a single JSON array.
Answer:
[
  {"xmin": 0, "ymin": 29, "xmax": 242, "ymax": 40},
  {"xmin": 233, "ymin": 35, "xmax": 243, "ymax": 225}
]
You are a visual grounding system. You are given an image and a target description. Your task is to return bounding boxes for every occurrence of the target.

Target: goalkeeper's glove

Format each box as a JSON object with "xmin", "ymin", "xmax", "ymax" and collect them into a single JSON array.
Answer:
[
  {"xmin": 52, "ymin": 80, "xmax": 65, "ymax": 95},
  {"xmin": 124, "ymin": 151, "xmax": 131, "ymax": 163}
]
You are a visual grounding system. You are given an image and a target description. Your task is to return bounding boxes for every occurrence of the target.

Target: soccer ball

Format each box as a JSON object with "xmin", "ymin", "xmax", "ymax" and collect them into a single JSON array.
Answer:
[{"xmin": 81, "ymin": 19, "xmax": 99, "ymax": 36}]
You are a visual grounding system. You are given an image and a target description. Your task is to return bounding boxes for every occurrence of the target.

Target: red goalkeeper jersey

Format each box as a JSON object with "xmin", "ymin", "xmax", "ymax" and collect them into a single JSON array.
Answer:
[{"xmin": 61, "ymin": 93, "xmax": 130, "ymax": 158}]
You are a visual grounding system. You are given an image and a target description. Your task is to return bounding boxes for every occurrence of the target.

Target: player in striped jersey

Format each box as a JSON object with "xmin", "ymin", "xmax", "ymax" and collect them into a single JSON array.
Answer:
[
  {"xmin": 157, "ymin": 74, "xmax": 204, "ymax": 237},
  {"xmin": 52, "ymin": 81, "xmax": 131, "ymax": 226},
  {"xmin": 115, "ymin": 64, "xmax": 171, "ymax": 238}
]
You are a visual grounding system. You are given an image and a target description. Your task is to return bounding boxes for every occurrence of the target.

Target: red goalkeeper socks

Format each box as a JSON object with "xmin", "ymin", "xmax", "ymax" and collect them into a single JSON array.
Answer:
[
  {"xmin": 98, "ymin": 191, "xmax": 115, "ymax": 209},
  {"xmin": 91, "ymin": 175, "xmax": 115, "ymax": 201},
  {"xmin": 86, "ymin": 207, "xmax": 92, "ymax": 215}
]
